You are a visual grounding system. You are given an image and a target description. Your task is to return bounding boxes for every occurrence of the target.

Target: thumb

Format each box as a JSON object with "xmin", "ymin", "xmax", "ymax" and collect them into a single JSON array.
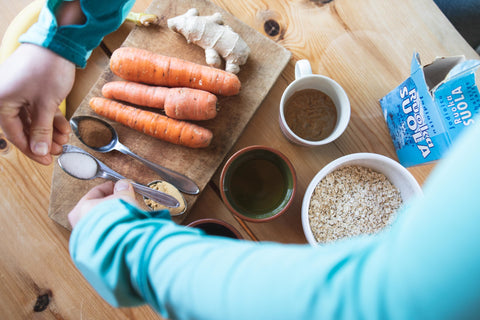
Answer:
[
  {"xmin": 29, "ymin": 109, "xmax": 54, "ymax": 156},
  {"xmin": 113, "ymin": 180, "xmax": 137, "ymax": 204}
]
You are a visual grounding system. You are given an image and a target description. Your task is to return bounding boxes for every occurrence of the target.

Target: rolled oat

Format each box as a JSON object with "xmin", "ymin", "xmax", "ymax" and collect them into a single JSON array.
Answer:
[{"xmin": 308, "ymin": 165, "xmax": 402, "ymax": 243}]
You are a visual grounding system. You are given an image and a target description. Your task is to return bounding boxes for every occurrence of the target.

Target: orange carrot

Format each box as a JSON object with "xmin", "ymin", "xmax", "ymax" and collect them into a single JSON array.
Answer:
[
  {"xmin": 89, "ymin": 97, "xmax": 213, "ymax": 148},
  {"xmin": 110, "ymin": 47, "xmax": 241, "ymax": 96},
  {"xmin": 102, "ymin": 81, "xmax": 218, "ymax": 120}
]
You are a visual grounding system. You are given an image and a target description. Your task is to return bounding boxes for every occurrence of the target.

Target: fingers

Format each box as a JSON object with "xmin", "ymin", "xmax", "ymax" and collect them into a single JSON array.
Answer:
[
  {"xmin": 0, "ymin": 109, "xmax": 53, "ymax": 165},
  {"xmin": 53, "ymin": 109, "xmax": 71, "ymax": 139},
  {"xmin": 0, "ymin": 44, "xmax": 75, "ymax": 165},
  {"xmin": 29, "ymin": 105, "xmax": 55, "ymax": 157},
  {"xmin": 22, "ymin": 89, "xmax": 70, "ymax": 159},
  {"xmin": 113, "ymin": 180, "xmax": 138, "ymax": 206},
  {"xmin": 51, "ymin": 140, "xmax": 64, "ymax": 156},
  {"xmin": 68, "ymin": 180, "xmax": 139, "ymax": 229},
  {"xmin": 68, "ymin": 181, "xmax": 115, "ymax": 228},
  {"xmin": 0, "ymin": 109, "xmax": 29, "ymax": 154},
  {"xmin": 84, "ymin": 181, "xmax": 115, "ymax": 200},
  {"xmin": 52, "ymin": 110, "xmax": 71, "ymax": 155},
  {"xmin": 28, "ymin": 108, "xmax": 69, "ymax": 158}
]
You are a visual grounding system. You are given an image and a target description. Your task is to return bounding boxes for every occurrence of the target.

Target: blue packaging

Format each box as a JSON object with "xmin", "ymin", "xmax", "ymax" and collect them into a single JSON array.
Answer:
[{"xmin": 380, "ymin": 53, "xmax": 480, "ymax": 167}]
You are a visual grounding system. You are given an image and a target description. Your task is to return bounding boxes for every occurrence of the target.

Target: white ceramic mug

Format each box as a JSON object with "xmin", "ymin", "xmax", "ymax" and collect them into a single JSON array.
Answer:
[{"xmin": 279, "ymin": 59, "xmax": 350, "ymax": 146}]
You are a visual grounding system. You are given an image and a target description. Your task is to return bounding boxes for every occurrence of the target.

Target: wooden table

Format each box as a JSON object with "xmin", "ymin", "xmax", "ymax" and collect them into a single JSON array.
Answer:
[{"xmin": 0, "ymin": 0, "xmax": 477, "ymax": 318}]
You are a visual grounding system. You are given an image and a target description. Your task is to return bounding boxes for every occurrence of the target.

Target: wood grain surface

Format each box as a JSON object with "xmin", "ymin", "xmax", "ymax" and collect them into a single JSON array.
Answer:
[
  {"xmin": 1, "ymin": 0, "xmax": 479, "ymax": 318},
  {"xmin": 48, "ymin": 0, "xmax": 291, "ymax": 230}
]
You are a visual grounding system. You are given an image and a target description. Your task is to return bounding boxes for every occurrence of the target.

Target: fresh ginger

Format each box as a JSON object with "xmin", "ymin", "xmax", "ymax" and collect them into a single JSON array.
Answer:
[
  {"xmin": 167, "ymin": 8, "xmax": 250, "ymax": 74},
  {"xmin": 126, "ymin": 12, "xmax": 160, "ymax": 26}
]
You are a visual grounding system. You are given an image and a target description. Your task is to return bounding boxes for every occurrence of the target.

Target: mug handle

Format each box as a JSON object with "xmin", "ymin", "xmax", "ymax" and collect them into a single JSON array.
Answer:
[{"xmin": 295, "ymin": 59, "xmax": 313, "ymax": 79}]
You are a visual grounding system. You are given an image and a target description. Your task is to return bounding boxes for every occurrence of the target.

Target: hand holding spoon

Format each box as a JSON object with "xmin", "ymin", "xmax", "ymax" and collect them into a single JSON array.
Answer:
[
  {"xmin": 70, "ymin": 116, "xmax": 200, "ymax": 195},
  {"xmin": 58, "ymin": 147, "xmax": 180, "ymax": 208}
]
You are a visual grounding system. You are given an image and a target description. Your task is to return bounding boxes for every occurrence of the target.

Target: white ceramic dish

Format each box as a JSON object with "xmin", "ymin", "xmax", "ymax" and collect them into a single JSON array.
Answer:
[{"xmin": 301, "ymin": 153, "xmax": 423, "ymax": 245}]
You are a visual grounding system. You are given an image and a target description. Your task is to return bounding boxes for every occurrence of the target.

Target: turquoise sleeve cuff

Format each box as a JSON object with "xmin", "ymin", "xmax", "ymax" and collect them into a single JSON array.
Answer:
[{"xmin": 19, "ymin": 0, "xmax": 135, "ymax": 68}]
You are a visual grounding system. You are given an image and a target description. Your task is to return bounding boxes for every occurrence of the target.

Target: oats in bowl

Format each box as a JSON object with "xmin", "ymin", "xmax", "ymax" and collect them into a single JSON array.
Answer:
[
  {"xmin": 308, "ymin": 165, "xmax": 402, "ymax": 244},
  {"xmin": 301, "ymin": 153, "xmax": 423, "ymax": 245}
]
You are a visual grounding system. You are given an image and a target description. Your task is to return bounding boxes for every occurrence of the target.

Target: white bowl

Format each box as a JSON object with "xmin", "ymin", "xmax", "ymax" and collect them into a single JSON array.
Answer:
[{"xmin": 301, "ymin": 153, "xmax": 422, "ymax": 245}]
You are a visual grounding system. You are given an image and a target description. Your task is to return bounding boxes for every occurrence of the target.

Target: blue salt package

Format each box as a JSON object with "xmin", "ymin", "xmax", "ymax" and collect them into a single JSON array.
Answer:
[{"xmin": 380, "ymin": 53, "xmax": 480, "ymax": 167}]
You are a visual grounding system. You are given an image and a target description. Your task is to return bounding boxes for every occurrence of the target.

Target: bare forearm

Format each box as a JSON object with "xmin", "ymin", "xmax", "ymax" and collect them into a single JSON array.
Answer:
[{"xmin": 55, "ymin": 0, "xmax": 86, "ymax": 26}]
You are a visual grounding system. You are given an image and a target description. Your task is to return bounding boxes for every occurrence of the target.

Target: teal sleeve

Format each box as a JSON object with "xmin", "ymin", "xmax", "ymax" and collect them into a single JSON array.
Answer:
[
  {"xmin": 19, "ymin": 0, "xmax": 135, "ymax": 67},
  {"xmin": 70, "ymin": 120, "xmax": 480, "ymax": 320}
]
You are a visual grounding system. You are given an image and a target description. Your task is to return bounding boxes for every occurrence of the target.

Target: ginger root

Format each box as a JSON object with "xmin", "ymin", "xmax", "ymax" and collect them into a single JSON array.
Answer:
[
  {"xmin": 167, "ymin": 8, "xmax": 250, "ymax": 74},
  {"xmin": 126, "ymin": 12, "xmax": 160, "ymax": 26}
]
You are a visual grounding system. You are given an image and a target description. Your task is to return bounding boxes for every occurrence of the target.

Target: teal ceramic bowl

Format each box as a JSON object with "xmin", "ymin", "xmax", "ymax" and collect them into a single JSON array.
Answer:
[{"xmin": 220, "ymin": 145, "xmax": 296, "ymax": 222}]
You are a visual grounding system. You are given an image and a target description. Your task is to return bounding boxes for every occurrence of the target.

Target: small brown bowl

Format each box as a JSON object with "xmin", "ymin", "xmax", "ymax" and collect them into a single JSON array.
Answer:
[
  {"xmin": 220, "ymin": 145, "xmax": 296, "ymax": 222},
  {"xmin": 187, "ymin": 218, "xmax": 243, "ymax": 239}
]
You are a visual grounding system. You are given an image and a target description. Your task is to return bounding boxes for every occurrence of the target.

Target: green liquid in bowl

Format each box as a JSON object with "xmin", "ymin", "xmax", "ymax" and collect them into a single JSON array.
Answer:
[{"xmin": 230, "ymin": 158, "xmax": 287, "ymax": 215}]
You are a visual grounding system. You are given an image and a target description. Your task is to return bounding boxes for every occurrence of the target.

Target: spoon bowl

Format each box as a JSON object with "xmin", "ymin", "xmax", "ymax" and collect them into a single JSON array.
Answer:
[
  {"xmin": 70, "ymin": 115, "xmax": 118, "ymax": 152},
  {"xmin": 58, "ymin": 150, "xmax": 180, "ymax": 208},
  {"xmin": 70, "ymin": 116, "xmax": 200, "ymax": 195}
]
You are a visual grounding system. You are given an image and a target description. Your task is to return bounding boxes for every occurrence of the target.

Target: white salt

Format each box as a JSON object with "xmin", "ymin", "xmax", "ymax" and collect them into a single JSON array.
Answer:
[{"xmin": 59, "ymin": 152, "xmax": 98, "ymax": 179}]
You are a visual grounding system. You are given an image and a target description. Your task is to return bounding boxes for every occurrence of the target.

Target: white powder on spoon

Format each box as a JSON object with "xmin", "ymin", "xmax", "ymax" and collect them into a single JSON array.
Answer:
[{"xmin": 59, "ymin": 152, "xmax": 98, "ymax": 179}]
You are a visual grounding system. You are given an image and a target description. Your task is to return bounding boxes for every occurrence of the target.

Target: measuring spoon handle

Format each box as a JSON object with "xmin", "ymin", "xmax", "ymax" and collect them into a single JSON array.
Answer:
[
  {"xmin": 99, "ymin": 170, "xmax": 180, "ymax": 208},
  {"xmin": 117, "ymin": 144, "xmax": 200, "ymax": 195},
  {"xmin": 130, "ymin": 182, "xmax": 180, "ymax": 208},
  {"xmin": 62, "ymin": 145, "xmax": 180, "ymax": 208}
]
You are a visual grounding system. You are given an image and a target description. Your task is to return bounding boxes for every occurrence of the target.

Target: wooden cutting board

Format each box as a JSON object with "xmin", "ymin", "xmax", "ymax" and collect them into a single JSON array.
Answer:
[{"xmin": 48, "ymin": 0, "xmax": 291, "ymax": 230}]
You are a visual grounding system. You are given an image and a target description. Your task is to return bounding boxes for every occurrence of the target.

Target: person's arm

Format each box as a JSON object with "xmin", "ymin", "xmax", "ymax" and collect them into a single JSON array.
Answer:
[
  {"xmin": 55, "ymin": 0, "xmax": 86, "ymax": 26},
  {"xmin": 0, "ymin": 0, "xmax": 135, "ymax": 164},
  {"xmin": 70, "ymin": 121, "xmax": 480, "ymax": 320}
]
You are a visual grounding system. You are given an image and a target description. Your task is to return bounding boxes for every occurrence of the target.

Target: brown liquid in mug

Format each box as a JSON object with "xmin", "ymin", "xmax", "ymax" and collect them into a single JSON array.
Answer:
[{"xmin": 284, "ymin": 89, "xmax": 337, "ymax": 141}]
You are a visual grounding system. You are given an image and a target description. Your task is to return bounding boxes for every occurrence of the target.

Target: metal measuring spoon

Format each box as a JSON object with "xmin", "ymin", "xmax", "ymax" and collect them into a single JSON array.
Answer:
[
  {"xmin": 70, "ymin": 116, "xmax": 200, "ymax": 195},
  {"xmin": 58, "ymin": 146, "xmax": 180, "ymax": 208}
]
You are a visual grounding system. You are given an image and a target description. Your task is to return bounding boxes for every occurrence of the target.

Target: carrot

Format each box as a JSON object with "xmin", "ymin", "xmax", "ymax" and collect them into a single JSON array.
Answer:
[
  {"xmin": 89, "ymin": 97, "xmax": 213, "ymax": 148},
  {"xmin": 102, "ymin": 81, "xmax": 218, "ymax": 120},
  {"xmin": 110, "ymin": 47, "xmax": 241, "ymax": 96}
]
